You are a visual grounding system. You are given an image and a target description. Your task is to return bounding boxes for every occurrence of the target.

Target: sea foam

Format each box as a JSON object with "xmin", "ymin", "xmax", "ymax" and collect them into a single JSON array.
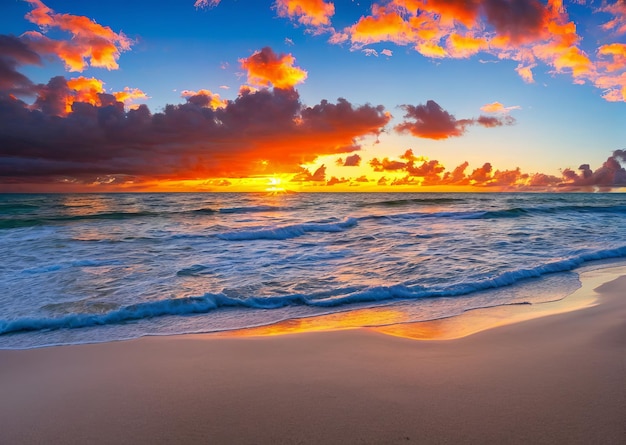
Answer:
[{"xmin": 3, "ymin": 244, "xmax": 626, "ymax": 336}]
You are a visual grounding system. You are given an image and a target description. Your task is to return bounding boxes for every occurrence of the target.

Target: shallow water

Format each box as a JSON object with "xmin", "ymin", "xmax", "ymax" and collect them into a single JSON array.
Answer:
[{"xmin": 1, "ymin": 192, "xmax": 625, "ymax": 348}]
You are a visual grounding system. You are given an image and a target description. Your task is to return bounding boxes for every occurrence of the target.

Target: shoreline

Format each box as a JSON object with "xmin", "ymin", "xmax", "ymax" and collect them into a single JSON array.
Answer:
[
  {"xmin": 1, "ymin": 265, "xmax": 625, "ymax": 444},
  {"xmin": 211, "ymin": 262, "xmax": 625, "ymax": 341}
]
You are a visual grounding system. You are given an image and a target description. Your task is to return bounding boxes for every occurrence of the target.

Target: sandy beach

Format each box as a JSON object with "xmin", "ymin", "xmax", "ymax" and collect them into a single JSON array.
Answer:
[{"xmin": 1, "ymin": 266, "xmax": 625, "ymax": 445}]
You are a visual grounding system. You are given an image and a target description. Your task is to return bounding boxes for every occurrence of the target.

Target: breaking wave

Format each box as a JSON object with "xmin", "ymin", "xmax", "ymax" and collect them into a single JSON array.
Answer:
[
  {"xmin": 3, "ymin": 244, "xmax": 626, "ymax": 336},
  {"xmin": 216, "ymin": 217, "xmax": 358, "ymax": 241}
]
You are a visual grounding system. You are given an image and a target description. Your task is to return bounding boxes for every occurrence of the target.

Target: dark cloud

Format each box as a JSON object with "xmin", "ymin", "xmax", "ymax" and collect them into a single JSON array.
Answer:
[
  {"xmin": 326, "ymin": 176, "xmax": 349, "ymax": 186},
  {"xmin": 291, "ymin": 165, "xmax": 327, "ymax": 182},
  {"xmin": 482, "ymin": 0, "xmax": 547, "ymax": 44},
  {"xmin": 561, "ymin": 150, "xmax": 626, "ymax": 187},
  {"xmin": 395, "ymin": 100, "xmax": 467, "ymax": 139},
  {"xmin": 476, "ymin": 114, "xmax": 515, "ymax": 127},
  {"xmin": 395, "ymin": 100, "xmax": 515, "ymax": 139},
  {"xmin": 342, "ymin": 153, "xmax": 362, "ymax": 166},
  {"xmin": 0, "ymin": 35, "xmax": 42, "ymax": 94},
  {"xmin": 0, "ymin": 80, "xmax": 390, "ymax": 185}
]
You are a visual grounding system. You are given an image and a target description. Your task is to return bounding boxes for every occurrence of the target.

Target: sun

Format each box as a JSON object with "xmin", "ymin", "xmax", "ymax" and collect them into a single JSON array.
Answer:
[{"xmin": 265, "ymin": 176, "xmax": 285, "ymax": 192}]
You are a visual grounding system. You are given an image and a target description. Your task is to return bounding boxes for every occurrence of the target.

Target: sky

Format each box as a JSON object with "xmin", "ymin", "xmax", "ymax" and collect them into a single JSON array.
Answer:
[{"xmin": 0, "ymin": 0, "xmax": 625, "ymax": 192}]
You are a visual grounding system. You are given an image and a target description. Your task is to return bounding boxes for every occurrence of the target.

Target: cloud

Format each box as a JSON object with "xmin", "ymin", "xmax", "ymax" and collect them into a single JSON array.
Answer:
[
  {"xmin": 370, "ymin": 149, "xmax": 427, "ymax": 172},
  {"xmin": 560, "ymin": 150, "xmax": 626, "ymax": 187},
  {"xmin": 368, "ymin": 147, "xmax": 626, "ymax": 190},
  {"xmin": 364, "ymin": 148, "xmax": 569, "ymax": 189},
  {"xmin": 326, "ymin": 176, "xmax": 349, "ymax": 186},
  {"xmin": 481, "ymin": 0, "xmax": 547, "ymax": 44},
  {"xmin": 181, "ymin": 89, "xmax": 227, "ymax": 109},
  {"xmin": 342, "ymin": 153, "xmax": 362, "ymax": 166},
  {"xmin": 240, "ymin": 47, "xmax": 308, "ymax": 89},
  {"xmin": 446, "ymin": 33, "xmax": 488, "ymax": 58},
  {"xmin": 476, "ymin": 114, "xmax": 515, "ymax": 127},
  {"xmin": 600, "ymin": 0, "xmax": 626, "ymax": 36},
  {"xmin": 370, "ymin": 157, "xmax": 408, "ymax": 171},
  {"xmin": 0, "ymin": 75, "xmax": 390, "ymax": 186},
  {"xmin": 275, "ymin": 0, "xmax": 335, "ymax": 27},
  {"xmin": 22, "ymin": 0, "xmax": 132, "ymax": 72},
  {"xmin": 194, "ymin": 0, "xmax": 221, "ymax": 8},
  {"xmin": 480, "ymin": 101, "xmax": 521, "ymax": 113},
  {"xmin": 394, "ymin": 100, "xmax": 515, "ymax": 139},
  {"xmin": 395, "ymin": 100, "xmax": 467, "ymax": 139},
  {"xmin": 329, "ymin": 0, "xmax": 625, "ymax": 101},
  {"xmin": 113, "ymin": 87, "xmax": 148, "ymax": 107},
  {"xmin": 0, "ymin": 35, "xmax": 42, "ymax": 94},
  {"xmin": 381, "ymin": 48, "xmax": 393, "ymax": 57},
  {"xmin": 291, "ymin": 165, "xmax": 327, "ymax": 182},
  {"xmin": 598, "ymin": 43, "xmax": 626, "ymax": 72},
  {"xmin": 347, "ymin": 6, "xmax": 415, "ymax": 47},
  {"xmin": 19, "ymin": 74, "xmax": 147, "ymax": 116}
]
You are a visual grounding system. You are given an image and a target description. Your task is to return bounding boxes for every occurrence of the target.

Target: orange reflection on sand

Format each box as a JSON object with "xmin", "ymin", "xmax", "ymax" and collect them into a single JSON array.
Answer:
[
  {"xmin": 371, "ymin": 313, "xmax": 518, "ymax": 340},
  {"xmin": 216, "ymin": 307, "xmax": 410, "ymax": 337},
  {"xmin": 217, "ymin": 271, "xmax": 604, "ymax": 341}
]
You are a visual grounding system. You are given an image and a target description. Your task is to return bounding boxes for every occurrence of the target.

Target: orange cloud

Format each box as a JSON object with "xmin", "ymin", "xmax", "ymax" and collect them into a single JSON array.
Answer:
[
  {"xmin": 600, "ymin": 0, "xmax": 626, "ymax": 36},
  {"xmin": 515, "ymin": 63, "xmax": 536, "ymax": 83},
  {"xmin": 364, "ymin": 150, "xmax": 601, "ymax": 189},
  {"xmin": 113, "ymin": 87, "xmax": 148, "ymax": 106},
  {"xmin": 394, "ymin": 0, "xmax": 480, "ymax": 28},
  {"xmin": 480, "ymin": 101, "xmax": 521, "ymax": 113},
  {"xmin": 348, "ymin": 6, "xmax": 415, "ymax": 46},
  {"xmin": 41, "ymin": 76, "xmax": 147, "ymax": 115},
  {"xmin": 275, "ymin": 0, "xmax": 335, "ymax": 27},
  {"xmin": 446, "ymin": 33, "xmax": 488, "ymax": 58},
  {"xmin": 598, "ymin": 43, "xmax": 626, "ymax": 72},
  {"xmin": 332, "ymin": 1, "xmax": 625, "ymax": 101},
  {"xmin": 23, "ymin": 0, "xmax": 132, "ymax": 72},
  {"xmin": 181, "ymin": 89, "xmax": 227, "ymax": 109},
  {"xmin": 65, "ymin": 76, "xmax": 105, "ymax": 112},
  {"xmin": 240, "ymin": 47, "xmax": 308, "ymax": 89}
]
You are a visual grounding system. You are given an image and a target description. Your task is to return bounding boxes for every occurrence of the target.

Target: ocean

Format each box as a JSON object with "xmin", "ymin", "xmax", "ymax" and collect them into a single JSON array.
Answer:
[{"xmin": 1, "ymin": 192, "xmax": 625, "ymax": 349}]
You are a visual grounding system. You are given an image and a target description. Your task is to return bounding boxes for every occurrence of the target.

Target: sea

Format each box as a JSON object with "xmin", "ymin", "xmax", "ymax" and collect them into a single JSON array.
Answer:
[{"xmin": 1, "ymin": 192, "xmax": 625, "ymax": 349}]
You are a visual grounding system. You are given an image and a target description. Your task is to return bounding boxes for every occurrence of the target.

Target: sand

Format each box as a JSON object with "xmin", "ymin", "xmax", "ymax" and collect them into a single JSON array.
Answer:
[{"xmin": 0, "ymin": 266, "xmax": 624, "ymax": 444}]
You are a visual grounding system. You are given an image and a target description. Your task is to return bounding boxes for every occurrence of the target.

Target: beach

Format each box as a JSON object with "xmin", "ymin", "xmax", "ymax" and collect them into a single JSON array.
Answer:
[{"xmin": 1, "ymin": 266, "xmax": 624, "ymax": 444}]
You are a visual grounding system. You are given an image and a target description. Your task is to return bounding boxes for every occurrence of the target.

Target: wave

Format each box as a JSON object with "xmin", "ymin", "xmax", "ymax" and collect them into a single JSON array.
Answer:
[
  {"xmin": 0, "ymin": 211, "xmax": 157, "ymax": 229},
  {"xmin": 176, "ymin": 264, "xmax": 213, "ymax": 276},
  {"xmin": 191, "ymin": 207, "xmax": 216, "ymax": 214},
  {"xmin": 3, "ymin": 244, "xmax": 626, "ymax": 336},
  {"xmin": 0, "ymin": 204, "xmax": 296, "ymax": 230},
  {"xmin": 378, "ymin": 204, "xmax": 626, "ymax": 222},
  {"xmin": 216, "ymin": 217, "xmax": 358, "ymax": 241},
  {"xmin": 0, "ymin": 203, "xmax": 40, "ymax": 214},
  {"xmin": 218, "ymin": 205, "xmax": 285, "ymax": 214},
  {"xmin": 357, "ymin": 197, "xmax": 465, "ymax": 208},
  {"xmin": 21, "ymin": 259, "xmax": 123, "ymax": 274}
]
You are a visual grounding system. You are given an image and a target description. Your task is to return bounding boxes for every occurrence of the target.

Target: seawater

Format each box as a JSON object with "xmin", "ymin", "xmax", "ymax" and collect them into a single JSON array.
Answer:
[{"xmin": 1, "ymin": 192, "xmax": 625, "ymax": 349}]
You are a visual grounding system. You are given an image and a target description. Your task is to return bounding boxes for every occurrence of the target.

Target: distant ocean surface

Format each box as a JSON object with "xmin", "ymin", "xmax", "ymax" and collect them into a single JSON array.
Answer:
[{"xmin": 1, "ymin": 192, "xmax": 626, "ymax": 349}]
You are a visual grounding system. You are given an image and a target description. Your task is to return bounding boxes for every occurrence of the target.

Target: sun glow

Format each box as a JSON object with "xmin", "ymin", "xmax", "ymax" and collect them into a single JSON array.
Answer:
[{"xmin": 266, "ymin": 176, "xmax": 285, "ymax": 192}]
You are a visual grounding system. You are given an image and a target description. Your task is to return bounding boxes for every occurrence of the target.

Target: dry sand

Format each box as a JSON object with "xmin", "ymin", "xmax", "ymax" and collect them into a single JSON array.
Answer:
[{"xmin": 0, "ymin": 266, "xmax": 624, "ymax": 444}]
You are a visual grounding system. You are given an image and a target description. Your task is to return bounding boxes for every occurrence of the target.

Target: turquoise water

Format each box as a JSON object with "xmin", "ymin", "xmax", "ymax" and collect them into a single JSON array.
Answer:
[{"xmin": 1, "ymin": 192, "xmax": 625, "ymax": 348}]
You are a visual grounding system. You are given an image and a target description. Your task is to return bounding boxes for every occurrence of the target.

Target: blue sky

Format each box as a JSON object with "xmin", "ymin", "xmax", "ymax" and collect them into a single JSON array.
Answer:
[{"xmin": 0, "ymin": 0, "xmax": 625, "ymax": 191}]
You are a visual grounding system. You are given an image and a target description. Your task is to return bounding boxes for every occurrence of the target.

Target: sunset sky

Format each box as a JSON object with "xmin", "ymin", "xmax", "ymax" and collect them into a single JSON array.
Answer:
[{"xmin": 1, "ymin": 0, "xmax": 625, "ymax": 191}]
